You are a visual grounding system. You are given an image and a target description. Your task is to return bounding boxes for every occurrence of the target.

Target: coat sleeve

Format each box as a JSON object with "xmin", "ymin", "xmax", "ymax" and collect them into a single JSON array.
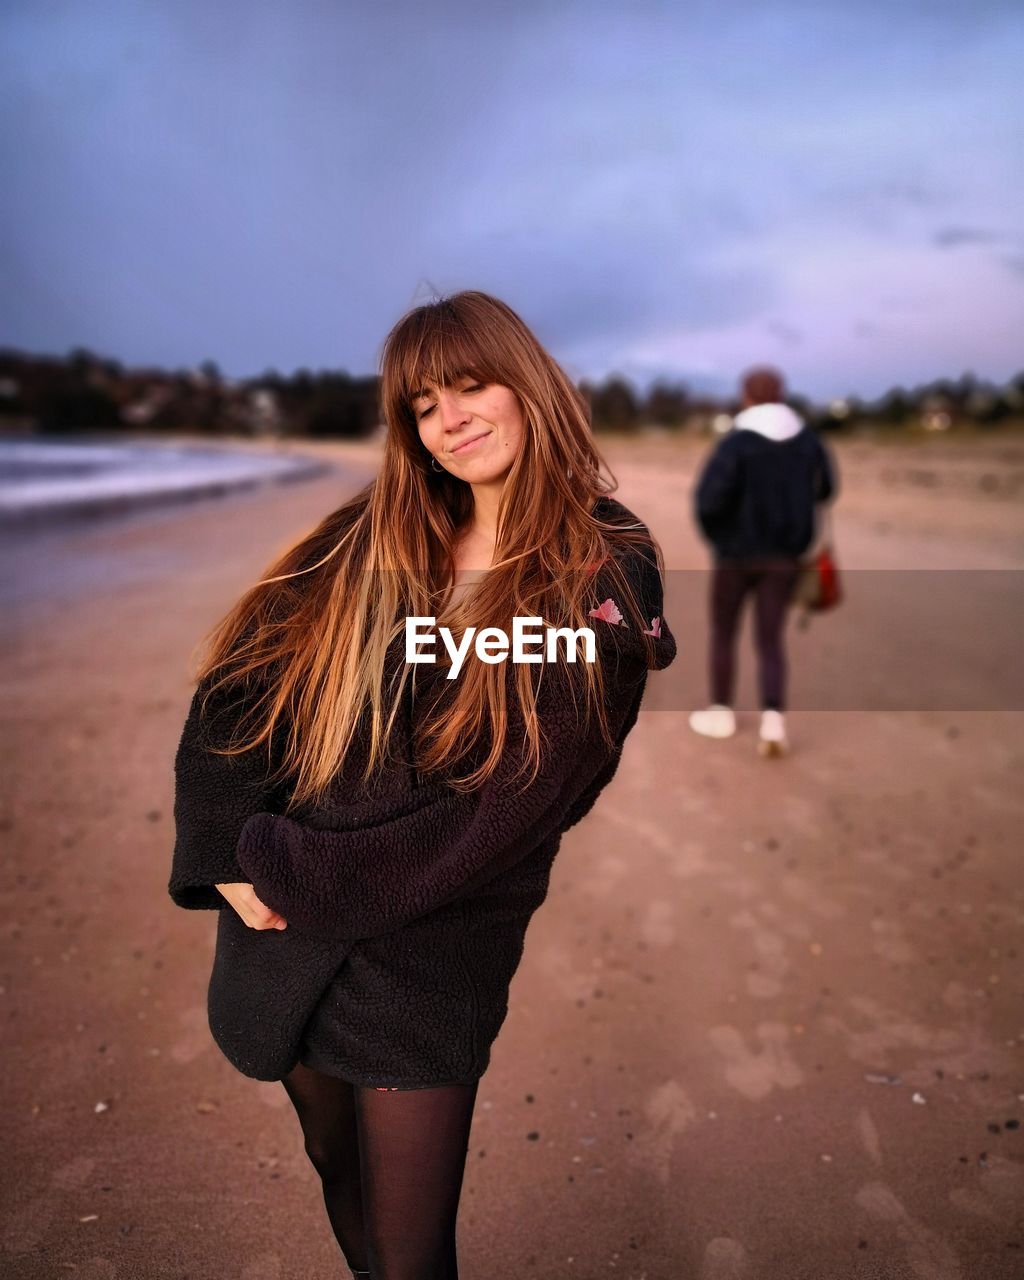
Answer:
[
  {"xmin": 695, "ymin": 439, "xmax": 743, "ymax": 539},
  {"xmin": 559, "ymin": 675, "xmax": 646, "ymax": 833},
  {"xmin": 558, "ymin": 542, "xmax": 659, "ymax": 832},
  {"xmin": 169, "ymin": 672, "xmax": 288, "ymax": 911},
  {"xmin": 235, "ymin": 561, "xmax": 667, "ymax": 943},
  {"xmin": 815, "ymin": 437, "xmax": 839, "ymax": 502}
]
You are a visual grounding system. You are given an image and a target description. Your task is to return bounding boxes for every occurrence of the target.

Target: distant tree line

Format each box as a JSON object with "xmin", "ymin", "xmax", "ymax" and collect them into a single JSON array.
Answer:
[
  {"xmin": 1, "ymin": 346, "xmax": 1021, "ymax": 438},
  {"xmin": 0, "ymin": 349, "xmax": 379, "ymax": 440}
]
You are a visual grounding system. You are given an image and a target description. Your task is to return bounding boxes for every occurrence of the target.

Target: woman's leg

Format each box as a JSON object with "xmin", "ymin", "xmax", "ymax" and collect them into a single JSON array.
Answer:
[
  {"xmin": 752, "ymin": 562, "xmax": 803, "ymax": 710},
  {"xmin": 710, "ymin": 560, "xmax": 751, "ymax": 706},
  {"xmin": 355, "ymin": 1079, "xmax": 480, "ymax": 1280},
  {"xmin": 281, "ymin": 1060, "xmax": 369, "ymax": 1275}
]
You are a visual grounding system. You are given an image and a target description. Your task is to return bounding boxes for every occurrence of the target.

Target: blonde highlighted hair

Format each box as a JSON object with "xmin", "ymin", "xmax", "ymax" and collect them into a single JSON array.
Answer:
[{"xmin": 192, "ymin": 290, "xmax": 665, "ymax": 810}]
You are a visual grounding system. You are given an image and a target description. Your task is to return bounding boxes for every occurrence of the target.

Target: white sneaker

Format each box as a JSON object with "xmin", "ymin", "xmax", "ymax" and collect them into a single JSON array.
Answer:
[
  {"xmin": 688, "ymin": 704, "xmax": 736, "ymax": 738},
  {"xmin": 758, "ymin": 709, "xmax": 788, "ymax": 758}
]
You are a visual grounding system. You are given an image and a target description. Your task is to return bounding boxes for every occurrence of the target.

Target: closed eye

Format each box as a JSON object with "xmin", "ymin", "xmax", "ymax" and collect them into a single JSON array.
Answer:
[{"xmin": 415, "ymin": 383, "xmax": 485, "ymax": 418}]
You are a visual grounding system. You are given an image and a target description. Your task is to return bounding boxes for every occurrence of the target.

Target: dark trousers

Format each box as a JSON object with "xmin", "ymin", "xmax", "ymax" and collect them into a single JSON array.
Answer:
[{"xmin": 709, "ymin": 558, "xmax": 803, "ymax": 712}]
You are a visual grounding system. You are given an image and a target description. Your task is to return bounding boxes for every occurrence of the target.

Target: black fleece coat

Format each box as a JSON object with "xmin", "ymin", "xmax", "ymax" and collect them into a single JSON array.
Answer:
[{"xmin": 168, "ymin": 499, "xmax": 677, "ymax": 1085}]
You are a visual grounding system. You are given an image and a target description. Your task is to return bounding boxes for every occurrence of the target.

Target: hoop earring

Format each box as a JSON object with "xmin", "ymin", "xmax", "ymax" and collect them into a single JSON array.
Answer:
[
  {"xmin": 566, "ymin": 467, "xmax": 573, "ymax": 481},
  {"xmin": 430, "ymin": 457, "xmax": 443, "ymax": 473}
]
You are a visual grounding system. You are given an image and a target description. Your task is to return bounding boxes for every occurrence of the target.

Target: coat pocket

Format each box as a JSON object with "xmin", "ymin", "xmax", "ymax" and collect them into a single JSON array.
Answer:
[{"xmin": 206, "ymin": 906, "xmax": 354, "ymax": 1081}]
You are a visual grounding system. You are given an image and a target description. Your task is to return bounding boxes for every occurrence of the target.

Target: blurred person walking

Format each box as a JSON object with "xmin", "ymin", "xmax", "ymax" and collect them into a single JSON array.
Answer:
[{"xmin": 691, "ymin": 366, "xmax": 838, "ymax": 756}]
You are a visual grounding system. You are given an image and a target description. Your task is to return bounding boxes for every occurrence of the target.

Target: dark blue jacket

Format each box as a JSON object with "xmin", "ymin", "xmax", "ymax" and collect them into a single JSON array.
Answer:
[{"xmin": 694, "ymin": 403, "xmax": 838, "ymax": 561}]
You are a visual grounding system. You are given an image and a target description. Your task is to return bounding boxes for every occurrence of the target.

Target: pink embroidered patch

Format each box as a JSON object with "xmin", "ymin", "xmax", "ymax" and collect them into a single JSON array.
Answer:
[
  {"xmin": 643, "ymin": 616, "xmax": 662, "ymax": 638},
  {"xmin": 588, "ymin": 597, "xmax": 624, "ymax": 626}
]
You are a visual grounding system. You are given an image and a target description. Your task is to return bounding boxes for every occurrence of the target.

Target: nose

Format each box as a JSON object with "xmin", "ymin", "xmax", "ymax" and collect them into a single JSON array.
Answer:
[{"xmin": 437, "ymin": 389, "xmax": 472, "ymax": 433}]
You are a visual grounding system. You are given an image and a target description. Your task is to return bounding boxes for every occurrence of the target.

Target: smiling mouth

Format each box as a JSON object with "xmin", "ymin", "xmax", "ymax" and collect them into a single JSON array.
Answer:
[{"xmin": 450, "ymin": 432, "xmax": 489, "ymax": 456}]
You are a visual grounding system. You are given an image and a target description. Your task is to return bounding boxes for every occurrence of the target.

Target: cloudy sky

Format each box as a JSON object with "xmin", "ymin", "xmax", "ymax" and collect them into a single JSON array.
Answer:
[{"xmin": 2, "ymin": 0, "xmax": 1022, "ymax": 400}]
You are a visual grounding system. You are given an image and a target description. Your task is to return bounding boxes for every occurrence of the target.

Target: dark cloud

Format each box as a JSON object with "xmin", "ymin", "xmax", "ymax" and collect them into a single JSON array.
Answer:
[
  {"xmin": 412, "ymin": 219, "xmax": 776, "ymax": 360},
  {"xmin": 933, "ymin": 228, "xmax": 1024, "ymax": 283},
  {"xmin": 934, "ymin": 227, "xmax": 1005, "ymax": 248}
]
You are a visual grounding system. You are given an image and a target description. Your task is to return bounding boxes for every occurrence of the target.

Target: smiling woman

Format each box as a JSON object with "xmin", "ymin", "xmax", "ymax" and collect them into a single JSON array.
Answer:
[
  {"xmin": 413, "ymin": 377, "xmax": 525, "ymax": 485},
  {"xmin": 169, "ymin": 288, "xmax": 675, "ymax": 1278}
]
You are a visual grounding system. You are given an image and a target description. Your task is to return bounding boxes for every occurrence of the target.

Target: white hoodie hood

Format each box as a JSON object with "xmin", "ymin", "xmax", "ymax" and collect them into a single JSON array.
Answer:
[{"xmin": 733, "ymin": 402, "xmax": 805, "ymax": 442}]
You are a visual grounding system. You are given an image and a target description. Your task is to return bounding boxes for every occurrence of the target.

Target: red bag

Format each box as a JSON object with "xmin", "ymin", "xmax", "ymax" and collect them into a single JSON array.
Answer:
[
  {"xmin": 795, "ymin": 505, "xmax": 842, "ymax": 617},
  {"xmin": 803, "ymin": 545, "xmax": 842, "ymax": 611}
]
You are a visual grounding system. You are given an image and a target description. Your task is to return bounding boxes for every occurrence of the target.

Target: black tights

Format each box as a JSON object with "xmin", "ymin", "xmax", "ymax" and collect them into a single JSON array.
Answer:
[{"xmin": 281, "ymin": 1060, "xmax": 479, "ymax": 1279}]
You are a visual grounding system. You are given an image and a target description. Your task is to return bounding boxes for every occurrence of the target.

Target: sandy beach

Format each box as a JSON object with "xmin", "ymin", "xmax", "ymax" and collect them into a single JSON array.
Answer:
[{"xmin": 2, "ymin": 429, "xmax": 1023, "ymax": 1279}]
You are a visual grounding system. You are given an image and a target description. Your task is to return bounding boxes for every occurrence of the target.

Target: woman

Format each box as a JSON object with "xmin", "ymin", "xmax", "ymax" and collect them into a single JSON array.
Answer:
[{"xmin": 169, "ymin": 290, "xmax": 676, "ymax": 1279}]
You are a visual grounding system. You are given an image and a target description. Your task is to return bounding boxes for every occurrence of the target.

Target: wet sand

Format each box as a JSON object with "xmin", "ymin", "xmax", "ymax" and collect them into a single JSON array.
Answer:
[{"xmin": 2, "ymin": 431, "xmax": 1022, "ymax": 1279}]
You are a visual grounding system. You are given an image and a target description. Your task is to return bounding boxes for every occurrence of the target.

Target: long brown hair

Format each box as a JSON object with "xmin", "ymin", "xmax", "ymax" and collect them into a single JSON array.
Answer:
[{"xmin": 191, "ymin": 290, "xmax": 665, "ymax": 810}]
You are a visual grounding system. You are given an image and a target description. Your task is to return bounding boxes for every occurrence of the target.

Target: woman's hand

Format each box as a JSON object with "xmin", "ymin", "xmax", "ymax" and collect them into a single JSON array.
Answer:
[{"xmin": 214, "ymin": 881, "xmax": 288, "ymax": 930}]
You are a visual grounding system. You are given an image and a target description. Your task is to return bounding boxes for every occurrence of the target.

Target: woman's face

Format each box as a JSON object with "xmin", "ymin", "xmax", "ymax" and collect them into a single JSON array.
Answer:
[{"xmin": 413, "ymin": 377, "xmax": 525, "ymax": 485}]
